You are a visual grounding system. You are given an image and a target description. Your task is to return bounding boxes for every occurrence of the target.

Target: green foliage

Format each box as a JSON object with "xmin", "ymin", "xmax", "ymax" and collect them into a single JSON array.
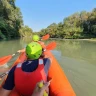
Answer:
[
  {"xmin": 0, "ymin": 0, "xmax": 96, "ymax": 39},
  {"xmin": 37, "ymin": 8, "xmax": 96, "ymax": 39},
  {"xmin": 0, "ymin": 0, "xmax": 23, "ymax": 40},
  {"xmin": 0, "ymin": 30, "xmax": 6, "ymax": 39},
  {"xmin": 19, "ymin": 26, "xmax": 33, "ymax": 37}
]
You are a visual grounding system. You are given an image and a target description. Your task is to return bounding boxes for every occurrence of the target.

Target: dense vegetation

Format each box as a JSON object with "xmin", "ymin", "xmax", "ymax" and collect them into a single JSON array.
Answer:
[
  {"xmin": 0, "ymin": 0, "xmax": 96, "ymax": 39},
  {"xmin": 37, "ymin": 8, "xmax": 96, "ymax": 39},
  {"xmin": 0, "ymin": 0, "xmax": 32, "ymax": 40}
]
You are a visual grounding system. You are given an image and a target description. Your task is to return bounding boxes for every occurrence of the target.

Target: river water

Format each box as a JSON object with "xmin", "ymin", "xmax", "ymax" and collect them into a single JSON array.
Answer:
[{"xmin": 0, "ymin": 38, "xmax": 96, "ymax": 96}]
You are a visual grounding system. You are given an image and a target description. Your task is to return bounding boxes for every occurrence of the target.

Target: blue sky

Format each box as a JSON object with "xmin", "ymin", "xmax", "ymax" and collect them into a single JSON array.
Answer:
[{"xmin": 16, "ymin": 0, "xmax": 96, "ymax": 32}]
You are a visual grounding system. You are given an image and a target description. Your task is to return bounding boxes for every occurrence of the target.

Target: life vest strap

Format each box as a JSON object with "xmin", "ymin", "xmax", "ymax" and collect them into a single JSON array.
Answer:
[
  {"xmin": 39, "ymin": 59, "xmax": 43, "ymax": 65},
  {"xmin": 16, "ymin": 63, "xmax": 22, "ymax": 68}
]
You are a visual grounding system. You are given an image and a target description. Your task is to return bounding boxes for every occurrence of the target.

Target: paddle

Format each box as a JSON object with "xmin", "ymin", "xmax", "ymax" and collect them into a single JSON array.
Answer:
[
  {"xmin": 0, "ymin": 41, "xmax": 56, "ymax": 80},
  {"xmin": 46, "ymin": 41, "xmax": 56, "ymax": 50},
  {"xmin": 0, "ymin": 49, "xmax": 25, "ymax": 66},
  {"xmin": 41, "ymin": 34, "xmax": 50, "ymax": 40},
  {"xmin": 0, "ymin": 55, "xmax": 13, "ymax": 66},
  {"xmin": 0, "ymin": 52, "xmax": 25, "ymax": 80},
  {"xmin": 0, "ymin": 34, "xmax": 50, "ymax": 66}
]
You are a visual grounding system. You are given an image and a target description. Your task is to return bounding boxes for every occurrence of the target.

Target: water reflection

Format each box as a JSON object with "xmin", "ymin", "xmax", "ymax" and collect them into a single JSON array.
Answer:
[{"xmin": 54, "ymin": 40, "xmax": 96, "ymax": 65}]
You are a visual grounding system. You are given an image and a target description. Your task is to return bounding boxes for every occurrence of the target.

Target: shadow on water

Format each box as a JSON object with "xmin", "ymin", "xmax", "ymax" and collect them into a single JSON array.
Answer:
[{"xmin": 0, "ymin": 38, "xmax": 96, "ymax": 96}]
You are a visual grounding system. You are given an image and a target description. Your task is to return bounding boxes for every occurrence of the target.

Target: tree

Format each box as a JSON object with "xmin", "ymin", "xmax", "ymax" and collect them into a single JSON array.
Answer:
[
  {"xmin": 19, "ymin": 26, "xmax": 33, "ymax": 37},
  {"xmin": 0, "ymin": 0, "xmax": 23, "ymax": 39},
  {"xmin": 37, "ymin": 8, "xmax": 96, "ymax": 39}
]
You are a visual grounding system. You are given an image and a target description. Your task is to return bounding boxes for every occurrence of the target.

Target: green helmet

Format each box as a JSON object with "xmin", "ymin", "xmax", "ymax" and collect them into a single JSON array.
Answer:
[
  {"xmin": 26, "ymin": 42, "xmax": 42, "ymax": 59},
  {"xmin": 32, "ymin": 35, "xmax": 40, "ymax": 41}
]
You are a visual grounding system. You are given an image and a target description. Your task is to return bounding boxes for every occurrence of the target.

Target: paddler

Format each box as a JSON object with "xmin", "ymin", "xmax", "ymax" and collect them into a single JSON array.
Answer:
[
  {"xmin": 18, "ymin": 34, "xmax": 46, "ymax": 53},
  {"xmin": 32, "ymin": 34, "xmax": 46, "ymax": 48},
  {"xmin": 0, "ymin": 42, "xmax": 51, "ymax": 96}
]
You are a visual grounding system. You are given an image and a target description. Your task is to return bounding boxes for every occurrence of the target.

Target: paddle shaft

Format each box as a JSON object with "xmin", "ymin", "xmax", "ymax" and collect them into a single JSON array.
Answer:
[{"xmin": 0, "ymin": 71, "xmax": 9, "ymax": 79}]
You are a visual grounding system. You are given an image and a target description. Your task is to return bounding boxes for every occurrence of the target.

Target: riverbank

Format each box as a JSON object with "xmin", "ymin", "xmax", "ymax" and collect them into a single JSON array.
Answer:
[
  {"xmin": 1, "ymin": 37, "xmax": 96, "ymax": 43},
  {"xmin": 49, "ymin": 38, "xmax": 96, "ymax": 42}
]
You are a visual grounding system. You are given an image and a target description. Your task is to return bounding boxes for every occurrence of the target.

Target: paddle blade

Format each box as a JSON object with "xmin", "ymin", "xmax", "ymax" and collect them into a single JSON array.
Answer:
[
  {"xmin": 0, "ymin": 55, "xmax": 12, "ymax": 66},
  {"xmin": 46, "ymin": 42, "xmax": 56, "ymax": 50},
  {"xmin": 42, "ymin": 34, "xmax": 50, "ymax": 40}
]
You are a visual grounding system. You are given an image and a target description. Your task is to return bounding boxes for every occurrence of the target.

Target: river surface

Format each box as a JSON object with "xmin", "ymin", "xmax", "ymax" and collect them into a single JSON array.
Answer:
[{"xmin": 0, "ymin": 38, "xmax": 96, "ymax": 96}]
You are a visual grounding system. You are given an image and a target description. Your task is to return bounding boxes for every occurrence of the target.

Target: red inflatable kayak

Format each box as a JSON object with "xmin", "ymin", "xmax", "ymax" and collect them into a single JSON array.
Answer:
[{"xmin": 0, "ymin": 51, "xmax": 76, "ymax": 96}]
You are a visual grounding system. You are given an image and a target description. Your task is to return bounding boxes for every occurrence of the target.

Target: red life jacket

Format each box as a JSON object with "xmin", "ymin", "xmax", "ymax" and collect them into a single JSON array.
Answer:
[{"xmin": 14, "ymin": 58, "xmax": 50, "ymax": 96}]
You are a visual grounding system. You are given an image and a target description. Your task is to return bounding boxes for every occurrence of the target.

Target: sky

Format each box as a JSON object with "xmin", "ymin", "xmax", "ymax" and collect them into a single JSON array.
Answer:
[{"xmin": 16, "ymin": 0, "xmax": 96, "ymax": 32}]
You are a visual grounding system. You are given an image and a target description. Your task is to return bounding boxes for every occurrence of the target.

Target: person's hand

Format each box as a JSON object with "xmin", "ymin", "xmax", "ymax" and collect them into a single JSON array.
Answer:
[
  {"xmin": 32, "ymin": 81, "xmax": 50, "ymax": 96},
  {"xmin": 17, "ymin": 48, "xmax": 25, "ymax": 53}
]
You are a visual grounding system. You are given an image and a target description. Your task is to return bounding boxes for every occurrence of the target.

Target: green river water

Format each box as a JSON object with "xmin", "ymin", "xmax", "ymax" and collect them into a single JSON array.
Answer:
[{"xmin": 0, "ymin": 38, "xmax": 96, "ymax": 96}]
